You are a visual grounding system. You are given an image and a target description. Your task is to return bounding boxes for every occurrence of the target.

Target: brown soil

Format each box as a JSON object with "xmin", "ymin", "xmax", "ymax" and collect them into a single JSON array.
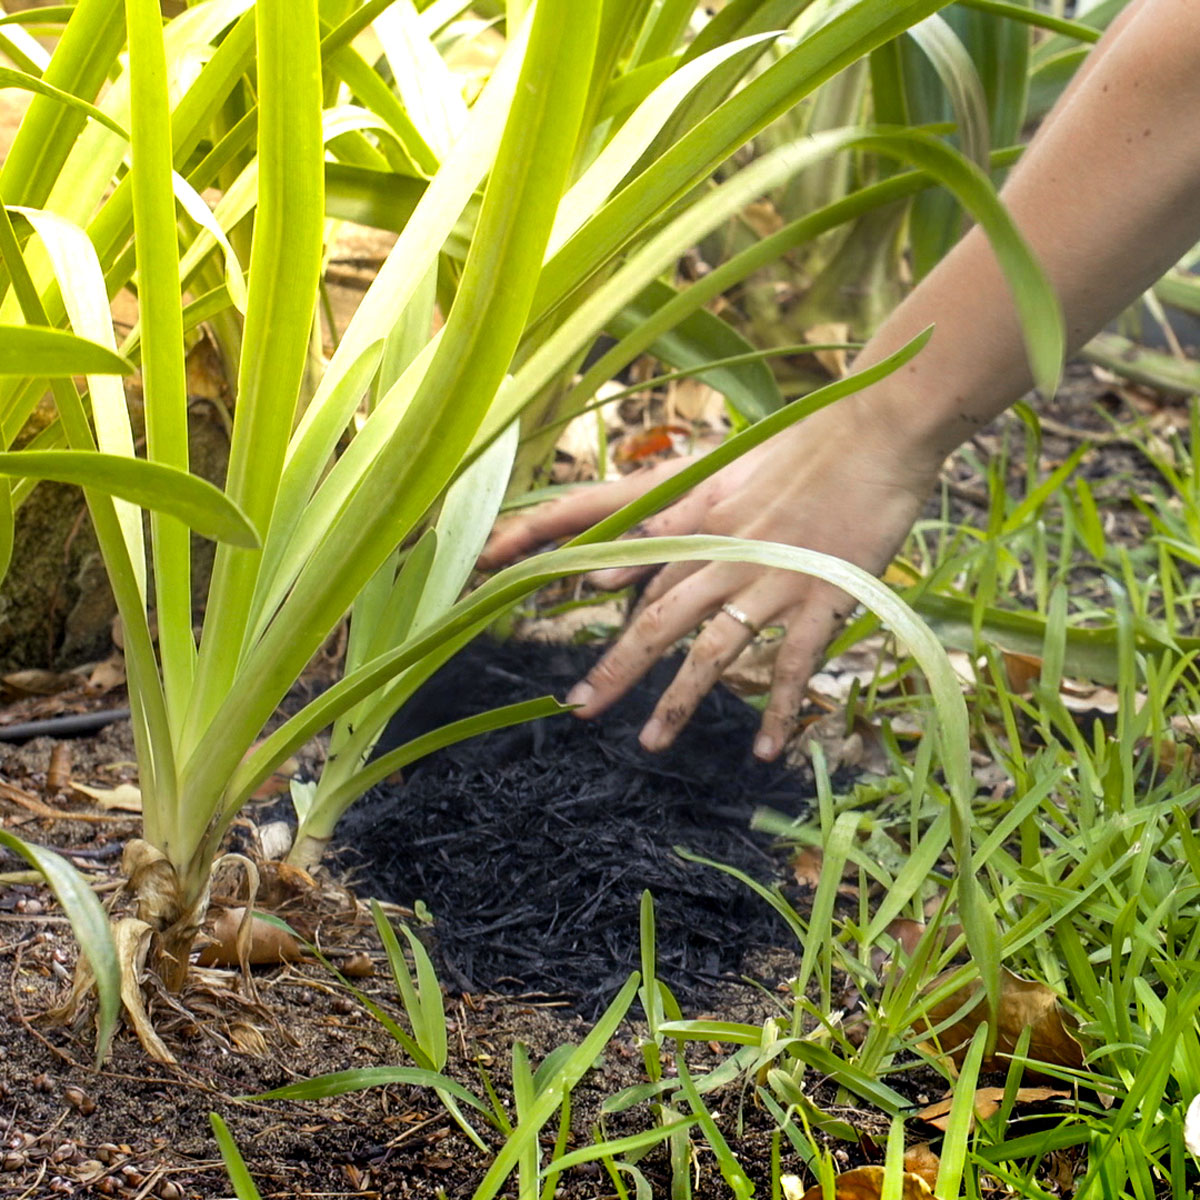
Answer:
[{"xmin": 0, "ymin": 364, "xmax": 1192, "ymax": 1199}]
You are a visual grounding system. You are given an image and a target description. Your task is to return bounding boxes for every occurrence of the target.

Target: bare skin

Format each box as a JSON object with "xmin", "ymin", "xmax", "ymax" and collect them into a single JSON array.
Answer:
[{"xmin": 481, "ymin": 0, "xmax": 1200, "ymax": 760}]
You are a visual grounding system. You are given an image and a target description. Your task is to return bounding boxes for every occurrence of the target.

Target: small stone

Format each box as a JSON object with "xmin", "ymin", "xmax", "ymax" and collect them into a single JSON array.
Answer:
[{"xmin": 64, "ymin": 1087, "xmax": 95, "ymax": 1115}]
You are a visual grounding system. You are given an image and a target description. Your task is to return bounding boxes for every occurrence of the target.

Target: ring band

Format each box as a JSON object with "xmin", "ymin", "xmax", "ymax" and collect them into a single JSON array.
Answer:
[{"xmin": 719, "ymin": 602, "xmax": 760, "ymax": 636}]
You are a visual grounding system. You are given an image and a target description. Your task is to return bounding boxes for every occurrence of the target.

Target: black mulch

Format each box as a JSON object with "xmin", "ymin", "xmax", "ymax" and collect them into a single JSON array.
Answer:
[{"xmin": 337, "ymin": 639, "xmax": 813, "ymax": 1018}]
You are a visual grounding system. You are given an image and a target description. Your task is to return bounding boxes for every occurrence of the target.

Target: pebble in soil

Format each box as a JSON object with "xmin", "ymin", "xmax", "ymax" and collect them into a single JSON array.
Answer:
[{"xmin": 338, "ymin": 638, "xmax": 813, "ymax": 1018}]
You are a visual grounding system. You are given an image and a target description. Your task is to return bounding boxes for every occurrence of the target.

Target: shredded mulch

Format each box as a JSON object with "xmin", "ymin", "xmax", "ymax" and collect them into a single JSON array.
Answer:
[{"xmin": 339, "ymin": 639, "xmax": 813, "ymax": 1017}]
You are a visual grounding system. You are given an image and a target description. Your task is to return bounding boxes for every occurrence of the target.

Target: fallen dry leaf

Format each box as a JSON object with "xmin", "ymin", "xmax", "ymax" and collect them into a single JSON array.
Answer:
[
  {"xmin": 787, "ymin": 1165, "xmax": 934, "ymax": 1200},
  {"xmin": 87, "ymin": 654, "xmax": 126, "ymax": 692},
  {"xmin": 916, "ymin": 1085, "xmax": 1071, "ymax": 1132},
  {"xmin": 788, "ymin": 710, "xmax": 891, "ymax": 775},
  {"xmin": 70, "ymin": 782, "xmax": 143, "ymax": 813},
  {"xmin": 1002, "ymin": 650, "xmax": 1043, "ymax": 694},
  {"xmin": 194, "ymin": 906, "xmax": 303, "ymax": 967},
  {"xmin": 669, "ymin": 377, "xmax": 728, "ymax": 427},
  {"xmin": 1, "ymin": 668, "xmax": 81, "ymax": 698},
  {"xmin": 903, "ymin": 1145, "xmax": 939, "ymax": 1189},
  {"xmin": 804, "ymin": 321, "xmax": 851, "ymax": 379},
  {"xmin": 915, "ymin": 967, "xmax": 1085, "ymax": 1076},
  {"xmin": 791, "ymin": 847, "xmax": 825, "ymax": 889}
]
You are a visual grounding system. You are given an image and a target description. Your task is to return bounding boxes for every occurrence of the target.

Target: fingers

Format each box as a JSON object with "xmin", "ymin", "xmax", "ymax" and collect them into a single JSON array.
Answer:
[
  {"xmin": 753, "ymin": 582, "xmax": 854, "ymax": 762},
  {"xmin": 564, "ymin": 564, "xmax": 742, "ymax": 719},
  {"xmin": 479, "ymin": 457, "xmax": 695, "ymax": 569},
  {"xmin": 637, "ymin": 595, "xmax": 770, "ymax": 752},
  {"xmin": 585, "ymin": 489, "xmax": 711, "ymax": 589}
]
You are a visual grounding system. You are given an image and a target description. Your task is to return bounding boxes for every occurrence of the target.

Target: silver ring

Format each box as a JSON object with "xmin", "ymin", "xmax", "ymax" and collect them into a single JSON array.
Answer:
[{"xmin": 719, "ymin": 602, "xmax": 760, "ymax": 636}]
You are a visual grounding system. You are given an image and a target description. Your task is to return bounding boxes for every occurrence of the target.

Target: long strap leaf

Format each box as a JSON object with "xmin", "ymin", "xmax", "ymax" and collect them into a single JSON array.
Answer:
[{"xmin": 186, "ymin": 0, "xmax": 324, "ymax": 747}]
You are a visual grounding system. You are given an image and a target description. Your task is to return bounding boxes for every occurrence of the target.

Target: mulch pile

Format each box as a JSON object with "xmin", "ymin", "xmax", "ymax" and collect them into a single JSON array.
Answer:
[{"xmin": 338, "ymin": 639, "xmax": 812, "ymax": 1017}]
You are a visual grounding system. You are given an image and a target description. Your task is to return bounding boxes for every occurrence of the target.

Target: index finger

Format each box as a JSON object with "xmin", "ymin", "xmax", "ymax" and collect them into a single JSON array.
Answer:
[{"xmin": 478, "ymin": 458, "xmax": 692, "ymax": 569}]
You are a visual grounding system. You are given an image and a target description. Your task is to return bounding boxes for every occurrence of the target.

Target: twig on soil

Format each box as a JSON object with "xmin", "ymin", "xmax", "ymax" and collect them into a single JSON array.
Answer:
[{"xmin": 0, "ymin": 779, "xmax": 130, "ymax": 824}]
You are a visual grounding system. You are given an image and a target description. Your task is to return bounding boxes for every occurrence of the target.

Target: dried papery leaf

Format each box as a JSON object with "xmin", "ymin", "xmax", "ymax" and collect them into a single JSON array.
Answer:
[
  {"xmin": 1171, "ymin": 714, "xmax": 1200, "ymax": 740},
  {"xmin": 808, "ymin": 635, "xmax": 899, "ymax": 702},
  {"xmin": 670, "ymin": 378, "xmax": 728, "ymax": 428},
  {"xmin": 122, "ymin": 839, "xmax": 184, "ymax": 928},
  {"xmin": 795, "ymin": 1165, "xmax": 934, "ymax": 1200},
  {"xmin": 1002, "ymin": 650, "xmax": 1042, "ymax": 694},
  {"xmin": 792, "ymin": 847, "xmax": 825, "ymax": 889},
  {"xmin": 229, "ymin": 1021, "xmax": 269, "ymax": 1057},
  {"xmin": 1183, "ymin": 1093, "xmax": 1200, "ymax": 1156},
  {"xmin": 915, "ymin": 967, "xmax": 1085, "ymax": 1075},
  {"xmin": 788, "ymin": 711, "xmax": 890, "ymax": 775},
  {"xmin": 71, "ymin": 782, "xmax": 142, "ymax": 812},
  {"xmin": 87, "ymin": 654, "xmax": 126, "ymax": 692},
  {"xmin": 1059, "ymin": 680, "xmax": 1122, "ymax": 715},
  {"xmin": 194, "ymin": 907, "xmax": 303, "ymax": 967},
  {"xmin": 515, "ymin": 600, "xmax": 627, "ymax": 646},
  {"xmin": 804, "ymin": 321, "xmax": 850, "ymax": 379},
  {"xmin": 903, "ymin": 1144, "xmax": 940, "ymax": 1189},
  {"xmin": 722, "ymin": 637, "xmax": 779, "ymax": 697},
  {"xmin": 916, "ymin": 1085, "xmax": 1071, "ymax": 1132},
  {"xmin": 1, "ymin": 668, "xmax": 80, "ymax": 697},
  {"xmin": 114, "ymin": 918, "xmax": 175, "ymax": 1064},
  {"xmin": 256, "ymin": 819, "xmax": 294, "ymax": 862}
]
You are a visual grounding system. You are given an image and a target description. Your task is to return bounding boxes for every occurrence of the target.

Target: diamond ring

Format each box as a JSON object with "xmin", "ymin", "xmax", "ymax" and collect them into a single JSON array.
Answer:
[{"xmin": 719, "ymin": 602, "xmax": 760, "ymax": 637}]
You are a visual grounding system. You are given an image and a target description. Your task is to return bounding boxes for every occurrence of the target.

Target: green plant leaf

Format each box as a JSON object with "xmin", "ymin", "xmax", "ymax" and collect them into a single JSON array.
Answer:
[
  {"xmin": 250, "ymin": 1067, "xmax": 491, "ymax": 1113},
  {"xmin": 0, "ymin": 831, "xmax": 119, "ymax": 1065},
  {"xmin": 0, "ymin": 326, "xmax": 132, "ymax": 376},
  {"xmin": 0, "ymin": 451, "xmax": 260, "ymax": 547},
  {"xmin": 609, "ymin": 280, "xmax": 783, "ymax": 420},
  {"xmin": 0, "ymin": 65, "xmax": 128, "ymax": 138},
  {"xmin": 209, "ymin": 1114, "xmax": 264, "ymax": 1200}
]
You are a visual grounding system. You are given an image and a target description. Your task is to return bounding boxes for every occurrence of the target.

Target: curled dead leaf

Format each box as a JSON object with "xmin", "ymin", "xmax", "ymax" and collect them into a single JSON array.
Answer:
[
  {"xmin": 916, "ymin": 1085, "xmax": 1071, "ymax": 1132},
  {"xmin": 903, "ymin": 1145, "xmax": 940, "ymax": 1189},
  {"xmin": 71, "ymin": 782, "xmax": 142, "ymax": 812},
  {"xmin": 194, "ymin": 907, "xmax": 302, "ymax": 967},
  {"xmin": 789, "ymin": 1165, "xmax": 934, "ymax": 1200},
  {"xmin": 1002, "ymin": 650, "xmax": 1042, "ymax": 695},
  {"xmin": 788, "ymin": 710, "xmax": 891, "ymax": 775},
  {"xmin": 791, "ymin": 847, "xmax": 824, "ymax": 889},
  {"xmin": 914, "ymin": 967, "xmax": 1085, "ymax": 1076}
]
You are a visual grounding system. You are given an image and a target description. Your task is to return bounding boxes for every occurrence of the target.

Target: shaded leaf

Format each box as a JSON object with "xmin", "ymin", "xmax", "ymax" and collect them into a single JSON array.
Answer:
[
  {"xmin": 788, "ymin": 1165, "xmax": 934, "ymax": 1200},
  {"xmin": 916, "ymin": 1085, "xmax": 1071, "ymax": 1131},
  {"xmin": 915, "ymin": 966, "xmax": 1085, "ymax": 1075},
  {"xmin": 0, "ymin": 325, "xmax": 133, "ymax": 376},
  {"xmin": 0, "ymin": 451, "xmax": 260, "ymax": 547}
]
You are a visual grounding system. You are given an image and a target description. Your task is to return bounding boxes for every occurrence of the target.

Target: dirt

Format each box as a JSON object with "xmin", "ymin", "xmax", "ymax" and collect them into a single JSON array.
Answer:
[{"xmin": 0, "ymin": 365, "xmax": 1192, "ymax": 1198}]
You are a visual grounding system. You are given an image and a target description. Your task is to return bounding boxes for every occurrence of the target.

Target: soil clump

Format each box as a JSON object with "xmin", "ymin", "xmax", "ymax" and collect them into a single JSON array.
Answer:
[{"xmin": 341, "ymin": 639, "xmax": 814, "ymax": 1017}]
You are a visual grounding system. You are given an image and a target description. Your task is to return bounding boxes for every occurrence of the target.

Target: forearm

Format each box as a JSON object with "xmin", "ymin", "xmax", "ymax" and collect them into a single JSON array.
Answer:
[{"xmin": 854, "ymin": 0, "xmax": 1200, "ymax": 459}]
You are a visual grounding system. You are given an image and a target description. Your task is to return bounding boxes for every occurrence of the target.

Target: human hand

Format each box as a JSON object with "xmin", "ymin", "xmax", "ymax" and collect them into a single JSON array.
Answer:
[{"xmin": 480, "ymin": 398, "xmax": 943, "ymax": 761}]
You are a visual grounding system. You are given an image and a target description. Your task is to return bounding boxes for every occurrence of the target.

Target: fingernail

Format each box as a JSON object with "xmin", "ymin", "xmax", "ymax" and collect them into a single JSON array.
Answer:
[
  {"xmin": 587, "ymin": 568, "xmax": 623, "ymax": 589},
  {"xmin": 753, "ymin": 733, "xmax": 776, "ymax": 761},
  {"xmin": 565, "ymin": 681, "xmax": 595, "ymax": 711},
  {"xmin": 640, "ymin": 718, "xmax": 664, "ymax": 751}
]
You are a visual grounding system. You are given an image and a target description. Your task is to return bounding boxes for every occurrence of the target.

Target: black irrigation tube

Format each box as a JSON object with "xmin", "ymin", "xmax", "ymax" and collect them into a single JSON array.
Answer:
[{"xmin": 0, "ymin": 708, "xmax": 131, "ymax": 742}]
